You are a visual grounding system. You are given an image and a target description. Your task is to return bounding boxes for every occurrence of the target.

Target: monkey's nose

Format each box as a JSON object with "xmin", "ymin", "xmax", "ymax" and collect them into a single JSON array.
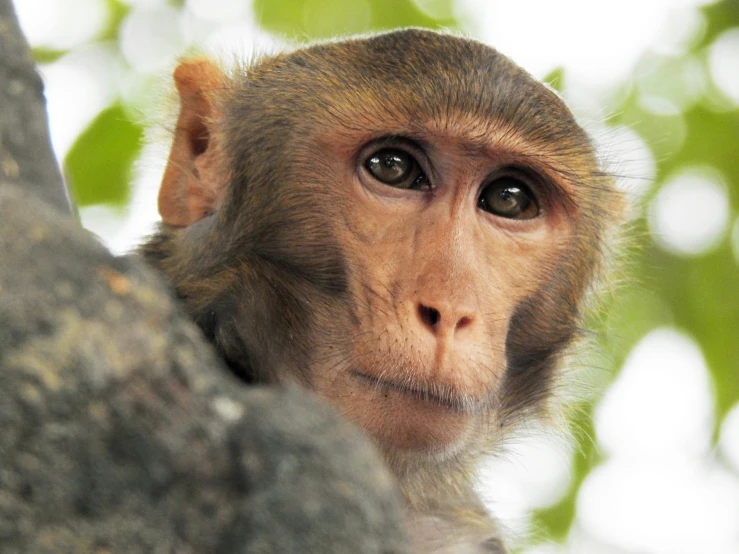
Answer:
[{"xmin": 417, "ymin": 303, "xmax": 474, "ymax": 336}]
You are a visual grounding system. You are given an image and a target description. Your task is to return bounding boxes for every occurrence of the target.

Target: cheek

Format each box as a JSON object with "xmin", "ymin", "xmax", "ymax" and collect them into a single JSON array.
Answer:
[
  {"xmin": 335, "ymin": 203, "xmax": 559, "ymax": 384},
  {"xmin": 306, "ymin": 189, "xmax": 572, "ymax": 453}
]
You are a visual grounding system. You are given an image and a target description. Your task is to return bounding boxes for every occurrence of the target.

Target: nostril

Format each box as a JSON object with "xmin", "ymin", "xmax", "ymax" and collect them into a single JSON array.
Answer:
[
  {"xmin": 456, "ymin": 316, "xmax": 472, "ymax": 330},
  {"xmin": 419, "ymin": 305, "xmax": 441, "ymax": 328}
]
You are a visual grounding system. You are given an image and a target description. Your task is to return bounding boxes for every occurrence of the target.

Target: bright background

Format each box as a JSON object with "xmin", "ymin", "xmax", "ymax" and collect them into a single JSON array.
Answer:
[{"xmin": 15, "ymin": 1, "xmax": 739, "ymax": 552}]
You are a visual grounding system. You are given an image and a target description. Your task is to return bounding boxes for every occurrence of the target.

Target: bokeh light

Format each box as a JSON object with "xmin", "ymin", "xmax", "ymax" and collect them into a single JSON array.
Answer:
[
  {"xmin": 579, "ymin": 330, "xmax": 739, "ymax": 554},
  {"xmin": 186, "ymin": 0, "xmax": 250, "ymax": 22},
  {"xmin": 577, "ymin": 457, "xmax": 739, "ymax": 554},
  {"xmin": 78, "ymin": 204, "xmax": 129, "ymax": 251},
  {"xmin": 708, "ymin": 28, "xmax": 739, "ymax": 106},
  {"xmin": 520, "ymin": 545, "xmax": 562, "ymax": 554},
  {"xmin": 15, "ymin": 0, "xmax": 108, "ymax": 50},
  {"xmin": 39, "ymin": 47, "xmax": 122, "ymax": 159},
  {"xmin": 412, "ymin": 0, "xmax": 455, "ymax": 20},
  {"xmin": 595, "ymin": 328, "xmax": 715, "ymax": 459},
  {"xmin": 478, "ymin": 430, "xmax": 574, "ymax": 542},
  {"xmin": 456, "ymin": 0, "xmax": 714, "ymax": 87},
  {"xmin": 198, "ymin": 20, "xmax": 283, "ymax": 66},
  {"xmin": 120, "ymin": 6, "xmax": 186, "ymax": 72},
  {"xmin": 649, "ymin": 166, "xmax": 731, "ymax": 256},
  {"xmin": 720, "ymin": 402, "xmax": 739, "ymax": 475},
  {"xmin": 123, "ymin": 0, "xmax": 168, "ymax": 6},
  {"xmin": 636, "ymin": 54, "xmax": 707, "ymax": 114}
]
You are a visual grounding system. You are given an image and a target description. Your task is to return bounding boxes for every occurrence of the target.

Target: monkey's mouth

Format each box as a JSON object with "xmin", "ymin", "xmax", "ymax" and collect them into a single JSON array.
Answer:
[{"xmin": 350, "ymin": 370, "xmax": 480, "ymax": 413}]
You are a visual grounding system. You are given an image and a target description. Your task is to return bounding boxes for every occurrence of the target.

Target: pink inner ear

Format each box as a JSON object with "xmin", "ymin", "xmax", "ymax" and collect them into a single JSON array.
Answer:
[
  {"xmin": 190, "ymin": 123, "xmax": 209, "ymax": 157},
  {"xmin": 158, "ymin": 59, "xmax": 226, "ymax": 227}
]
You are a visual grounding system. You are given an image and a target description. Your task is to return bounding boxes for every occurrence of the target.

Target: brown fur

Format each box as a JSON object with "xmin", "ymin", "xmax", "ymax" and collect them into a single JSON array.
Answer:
[{"xmin": 140, "ymin": 29, "xmax": 623, "ymax": 553}]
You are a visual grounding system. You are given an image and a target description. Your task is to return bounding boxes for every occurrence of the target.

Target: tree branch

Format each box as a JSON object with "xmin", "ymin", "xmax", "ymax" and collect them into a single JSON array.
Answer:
[{"xmin": 0, "ymin": 0, "xmax": 71, "ymax": 214}]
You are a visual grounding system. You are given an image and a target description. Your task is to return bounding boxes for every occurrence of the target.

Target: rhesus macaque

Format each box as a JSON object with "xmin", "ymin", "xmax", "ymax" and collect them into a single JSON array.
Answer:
[{"xmin": 140, "ymin": 29, "xmax": 623, "ymax": 553}]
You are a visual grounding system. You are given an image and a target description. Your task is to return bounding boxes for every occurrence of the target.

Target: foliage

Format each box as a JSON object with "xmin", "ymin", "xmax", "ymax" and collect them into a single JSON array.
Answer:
[{"xmin": 65, "ymin": 105, "xmax": 143, "ymax": 207}]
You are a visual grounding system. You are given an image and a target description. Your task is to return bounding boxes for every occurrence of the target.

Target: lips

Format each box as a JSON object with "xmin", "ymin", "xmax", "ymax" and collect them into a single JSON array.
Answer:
[{"xmin": 350, "ymin": 369, "xmax": 484, "ymax": 413}]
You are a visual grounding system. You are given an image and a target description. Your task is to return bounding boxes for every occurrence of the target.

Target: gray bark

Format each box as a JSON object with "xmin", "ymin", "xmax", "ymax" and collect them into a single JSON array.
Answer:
[{"xmin": 0, "ymin": 0, "xmax": 71, "ymax": 214}]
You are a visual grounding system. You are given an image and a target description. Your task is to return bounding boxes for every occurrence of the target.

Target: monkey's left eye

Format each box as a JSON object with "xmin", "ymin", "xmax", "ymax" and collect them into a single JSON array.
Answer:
[
  {"xmin": 478, "ymin": 177, "xmax": 539, "ymax": 219},
  {"xmin": 364, "ymin": 148, "xmax": 428, "ymax": 190}
]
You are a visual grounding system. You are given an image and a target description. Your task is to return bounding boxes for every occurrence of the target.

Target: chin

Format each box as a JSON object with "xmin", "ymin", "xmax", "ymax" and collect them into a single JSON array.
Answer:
[{"xmin": 320, "ymin": 369, "xmax": 486, "ymax": 461}]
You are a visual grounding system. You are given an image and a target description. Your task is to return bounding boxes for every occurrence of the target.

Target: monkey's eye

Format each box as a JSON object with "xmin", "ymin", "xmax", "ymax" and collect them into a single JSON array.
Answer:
[
  {"xmin": 364, "ymin": 148, "xmax": 428, "ymax": 190},
  {"xmin": 478, "ymin": 177, "xmax": 539, "ymax": 219}
]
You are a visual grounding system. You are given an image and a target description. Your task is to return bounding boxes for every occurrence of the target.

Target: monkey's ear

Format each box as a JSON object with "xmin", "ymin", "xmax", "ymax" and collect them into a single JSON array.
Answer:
[{"xmin": 159, "ymin": 59, "xmax": 228, "ymax": 227}]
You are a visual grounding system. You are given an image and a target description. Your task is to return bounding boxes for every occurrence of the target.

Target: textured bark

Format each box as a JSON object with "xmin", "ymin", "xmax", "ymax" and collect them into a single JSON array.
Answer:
[{"xmin": 0, "ymin": 0, "xmax": 70, "ymax": 214}]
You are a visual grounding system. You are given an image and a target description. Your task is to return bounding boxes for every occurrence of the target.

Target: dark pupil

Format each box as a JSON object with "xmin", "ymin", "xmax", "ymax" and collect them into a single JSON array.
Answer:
[
  {"xmin": 366, "ymin": 149, "xmax": 411, "ymax": 184},
  {"xmin": 482, "ymin": 181, "xmax": 530, "ymax": 217}
]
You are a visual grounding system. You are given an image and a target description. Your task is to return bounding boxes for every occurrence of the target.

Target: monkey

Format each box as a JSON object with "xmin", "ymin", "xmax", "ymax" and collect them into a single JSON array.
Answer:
[{"xmin": 139, "ymin": 29, "xmax": 624, "ymax": 553}]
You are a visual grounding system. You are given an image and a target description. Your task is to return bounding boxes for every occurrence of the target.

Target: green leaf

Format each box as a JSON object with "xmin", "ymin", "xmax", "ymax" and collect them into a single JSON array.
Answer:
[
  {"xmin": 63, "ymin": 105, "xmax": 143, "ymax": 207},
  {"xmin": 99, "ymin": 0, "xmax": 132, "ymax": 43},
  {"xmin": 542, "ymin": 67, "xmax": 565, "ymax": 94},
  {"xmin": 32, "ymin": 48, "xmax": 67, "ymax": 64}
]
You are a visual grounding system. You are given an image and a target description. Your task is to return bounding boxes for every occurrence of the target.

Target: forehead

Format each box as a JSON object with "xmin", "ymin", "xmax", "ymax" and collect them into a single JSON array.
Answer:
[
  {"xmin": 228, "ymin": 30, "xmax": 601, "ymax": 198},
  {"xmin": 271, "ymin": 30, "xmax": 591, "ymax": 158}
]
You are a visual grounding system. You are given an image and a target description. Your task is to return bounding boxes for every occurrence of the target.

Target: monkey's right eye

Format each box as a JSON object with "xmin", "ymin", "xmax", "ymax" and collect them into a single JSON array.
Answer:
[{"xmin": 364, "ymin": 148, "xmax": 428, "ymax": 190}]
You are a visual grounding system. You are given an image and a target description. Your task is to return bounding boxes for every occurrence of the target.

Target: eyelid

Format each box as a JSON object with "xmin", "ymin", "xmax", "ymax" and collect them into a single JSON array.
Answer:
[{"xmin": 507, "ymin": 163, "xmax": 578, "ymax": 212}]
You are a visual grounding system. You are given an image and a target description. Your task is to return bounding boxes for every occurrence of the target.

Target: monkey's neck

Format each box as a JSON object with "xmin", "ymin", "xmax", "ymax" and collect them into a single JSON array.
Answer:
[
  {"xmin": 402, "ymin": 498, "xmax": 505, "ymax": 554},
  {"xmin": 382, "ymin": 441, "xmax": 506, "ymax": 550},
  {"xmin": 386, "ymin": 447, "xmax": 478, "ymax": 506}
]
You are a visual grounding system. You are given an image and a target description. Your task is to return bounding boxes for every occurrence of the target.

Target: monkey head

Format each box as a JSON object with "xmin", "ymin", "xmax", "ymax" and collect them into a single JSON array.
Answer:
[{"xmin": 141, "ymin": 29, "xmax": 622, "ymax": 493}]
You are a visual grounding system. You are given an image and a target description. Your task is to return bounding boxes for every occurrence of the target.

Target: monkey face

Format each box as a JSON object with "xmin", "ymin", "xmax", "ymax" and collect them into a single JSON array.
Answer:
[
  {"xmin": 144, "ymin": 30, "xmax": 621, "ymax": 468},
  {"xmin": 290, "ymin": 118, "xmax": 575, "ymax": 457}
]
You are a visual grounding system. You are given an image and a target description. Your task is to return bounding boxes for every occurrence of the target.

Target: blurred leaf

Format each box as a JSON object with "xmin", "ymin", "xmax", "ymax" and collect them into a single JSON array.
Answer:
[
  {"xmin": 254, "ymin": 0, "xmax": 456, "ymax": 40},
  {"xmin": 613, "ymin": 76, "xmax": 739, "ymax": 417},
  {"xmin": 99, "ymin": 0, "xmax": 131, "ymax": 42},
  {"xmin": 31, "ymin": 48, "xmax": 67, "ymax": 64},
  {"xmin": 638, "ymin": 240, "xmax": 739, "ymax": 418},
  {"xmin": 542, "ymin": 67, "xmax": 565, "ymax": 94},
  {"xmin": 369, "ymin": 0, "xmax": 455, "ymax": 31},
  {"xmin": 680, "ymin": 106, "xmax": 739, "ymax": 174},
  {"xmin": 64, "ymin": 105, "xmax": 143, "ymax": 207},
  {"xmin": 700, "ymin": 0, "xmax": 739, "ymax": 47}
]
